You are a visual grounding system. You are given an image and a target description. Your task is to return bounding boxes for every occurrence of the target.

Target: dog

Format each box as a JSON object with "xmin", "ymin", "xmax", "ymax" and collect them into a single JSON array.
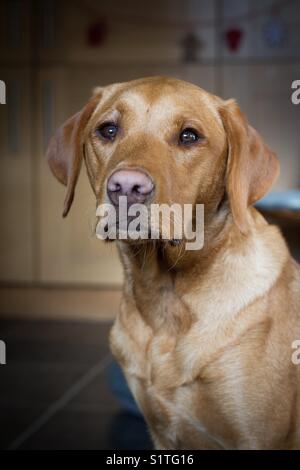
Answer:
[{"xmin": 47, "ymin": 76, "xmax": 300, "ymax": 449}]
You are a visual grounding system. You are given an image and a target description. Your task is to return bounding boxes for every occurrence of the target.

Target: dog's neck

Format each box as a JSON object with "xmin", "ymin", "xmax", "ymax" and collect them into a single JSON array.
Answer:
[
  {"xmin": 118, "ymin": 202, "xmax": 232, "ymax": 280},
  {"xmin": 117, "ymin": 208, "xmax": 288, "ymax": 333}
]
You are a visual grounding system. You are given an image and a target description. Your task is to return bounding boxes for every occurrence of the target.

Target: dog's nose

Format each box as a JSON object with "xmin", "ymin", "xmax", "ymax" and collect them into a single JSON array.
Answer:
[{"xmin": 107, "ymin": 169, "xmax": 154, "ymax": 206}]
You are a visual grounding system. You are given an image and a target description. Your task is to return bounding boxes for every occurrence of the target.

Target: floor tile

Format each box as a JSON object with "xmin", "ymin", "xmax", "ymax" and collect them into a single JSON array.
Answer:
[
  {"xmin": 0, "ymin": 319, "xmax": 151, "ymax": 449},
  {"xmin": 20, "ymin": 408, "xmax": 152, "ymax": 450}
]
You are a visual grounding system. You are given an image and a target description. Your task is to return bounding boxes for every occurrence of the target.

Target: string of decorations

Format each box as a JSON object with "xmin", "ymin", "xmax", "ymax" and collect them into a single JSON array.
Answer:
[{"xmin": 72, "ymin": 0, "xmax": 296, "ymax": 58}]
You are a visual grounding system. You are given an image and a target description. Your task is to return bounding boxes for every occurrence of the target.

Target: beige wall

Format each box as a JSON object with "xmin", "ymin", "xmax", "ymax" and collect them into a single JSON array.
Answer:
[{"xmin": 0, "ymin": 0, "xmax": 300, "ymax": 287}]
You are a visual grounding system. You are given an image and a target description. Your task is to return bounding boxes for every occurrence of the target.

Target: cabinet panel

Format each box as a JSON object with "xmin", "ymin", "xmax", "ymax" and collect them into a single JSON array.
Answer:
[
  {"xmin": 222, "ymin": 64, "xmax": 300, "ymax": 190},
  {"xmin": 0, "ymin": 0, "xmax": 32, "ymax": 63},
  {"xmin": 0, "ymin": 68, "xmax": 33, "ymax": 281}
]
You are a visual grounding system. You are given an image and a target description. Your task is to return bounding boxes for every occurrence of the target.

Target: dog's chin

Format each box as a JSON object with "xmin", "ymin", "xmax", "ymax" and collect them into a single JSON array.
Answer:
[{"xmin": 102, "ymin": 222, "xmax": 182, "ymax": 247}]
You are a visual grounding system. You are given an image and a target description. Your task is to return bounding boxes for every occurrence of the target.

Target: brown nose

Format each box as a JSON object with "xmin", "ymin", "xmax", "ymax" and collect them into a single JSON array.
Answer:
[{"xmin": 107, "ymin": 169, "xmax": 154, "ymax": 206}]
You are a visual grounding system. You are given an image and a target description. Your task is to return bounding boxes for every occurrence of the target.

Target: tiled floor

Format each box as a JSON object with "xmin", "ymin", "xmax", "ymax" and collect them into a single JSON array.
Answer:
[{"xmin": 0, "ymin": 320, "xmax": 152, "ymax": 450}]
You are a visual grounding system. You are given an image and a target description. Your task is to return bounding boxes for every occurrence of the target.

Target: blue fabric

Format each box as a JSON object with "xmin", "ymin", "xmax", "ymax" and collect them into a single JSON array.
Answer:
[
  {"xmin": 107, "ymin": 361, "xmax": 142, "ymax": 417},
  {"xmin": 256, "ymin": 190, "xmax": 300, "ymax": 211}
]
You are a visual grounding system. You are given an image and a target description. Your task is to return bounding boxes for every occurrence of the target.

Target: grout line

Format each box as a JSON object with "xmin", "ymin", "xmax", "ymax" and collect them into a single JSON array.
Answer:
[{"xmin": 7, "ymin": 354, "xmax": 112, "ymax": 450}]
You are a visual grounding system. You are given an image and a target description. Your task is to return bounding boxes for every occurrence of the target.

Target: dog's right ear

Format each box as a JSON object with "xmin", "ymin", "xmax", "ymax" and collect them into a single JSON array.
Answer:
[{"xmin": 46, "ymin": 92, "xmax": 101, "ymax": 217}]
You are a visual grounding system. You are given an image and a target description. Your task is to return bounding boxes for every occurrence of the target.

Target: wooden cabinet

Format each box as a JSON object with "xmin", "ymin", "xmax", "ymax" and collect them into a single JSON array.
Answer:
[
  {"xmin": 0, "ymin": 68, "xmax": 34, "ymax": 282},
  {"xmin": 1, "ymin": 0, "xmax": 299, "ymax": 288},
  {"xmin": 222, "ymin": 64, "xmax": 300, "ymax": 190}
]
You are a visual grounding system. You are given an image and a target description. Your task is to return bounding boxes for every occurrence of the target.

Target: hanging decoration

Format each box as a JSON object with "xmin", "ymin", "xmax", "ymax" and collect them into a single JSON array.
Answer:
[
  {"xmin": 263, "ymin": 17, "xmax": 287, "ymax": 47},
  {"xmin": 225, "ymin": 27, "xmax": 244, "ymax": 52},
  {"xmin": 79, "ymin": 0, "xmax": 293, "ymax": 57},
  {"xmin": 87, "ymin": 18, "xmax": 108, "ymax": 47},
  {"xmin": 180, "ymin": 33, "xmax": 203, "ymax": 63}
]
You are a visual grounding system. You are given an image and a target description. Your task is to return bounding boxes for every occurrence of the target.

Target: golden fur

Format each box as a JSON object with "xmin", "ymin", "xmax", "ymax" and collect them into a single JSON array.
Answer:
[{"xmin": 47, "ymin": 77, "xmax": 300, "ymax": 449}]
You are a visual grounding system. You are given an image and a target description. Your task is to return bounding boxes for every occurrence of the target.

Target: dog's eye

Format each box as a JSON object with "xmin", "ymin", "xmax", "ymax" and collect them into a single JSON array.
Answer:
[
  {"xmin": 179, "ymin": 128, "xmax": 200, "ymax": 145},
  {"xmin": 96, "ymin": 122, "xmax": 118, "ymax": 141}
]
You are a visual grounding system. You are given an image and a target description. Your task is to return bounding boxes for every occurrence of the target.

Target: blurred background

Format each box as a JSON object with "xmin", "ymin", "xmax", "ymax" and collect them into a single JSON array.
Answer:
[{"xmin": 0, "ymin": 0, "xmax": 299, "ymax": 450}]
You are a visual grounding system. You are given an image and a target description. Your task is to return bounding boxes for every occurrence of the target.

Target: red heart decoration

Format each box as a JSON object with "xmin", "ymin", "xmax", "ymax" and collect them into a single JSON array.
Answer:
[
  {"xmin": 225, "ymin": 28, "xmax": 243, "ymax": 52},
  {"xmin": 87, "ymin": 19, "xmax": 107, "ymax": 47}
]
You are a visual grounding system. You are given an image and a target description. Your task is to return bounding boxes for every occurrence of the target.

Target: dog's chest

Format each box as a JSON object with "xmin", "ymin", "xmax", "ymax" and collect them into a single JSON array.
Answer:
[{"xmin": 110, "ymin": 308, "xmax": 228, "ymax": 449}]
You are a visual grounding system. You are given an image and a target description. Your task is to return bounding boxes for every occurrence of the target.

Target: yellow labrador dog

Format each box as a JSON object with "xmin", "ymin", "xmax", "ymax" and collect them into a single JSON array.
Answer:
[{"xmin": 47, "ymin": 77, "xmax": 300, "ymax": 449}]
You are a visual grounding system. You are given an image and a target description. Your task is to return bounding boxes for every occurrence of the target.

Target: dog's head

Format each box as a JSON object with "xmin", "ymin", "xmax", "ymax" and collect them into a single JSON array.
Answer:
[{"xmin": 47, "ymin": 76, "xmax": 279, "ymax": 241}]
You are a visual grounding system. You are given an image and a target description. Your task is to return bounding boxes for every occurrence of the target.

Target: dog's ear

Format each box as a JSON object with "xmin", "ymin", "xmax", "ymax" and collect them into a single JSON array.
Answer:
[
  {"xmin": 46, "ymin": 92, "xmax": 101, "ymax": 217},
  {"xmin": 219, "ymin": 99, "xmax": 280, "ymax": 233}
]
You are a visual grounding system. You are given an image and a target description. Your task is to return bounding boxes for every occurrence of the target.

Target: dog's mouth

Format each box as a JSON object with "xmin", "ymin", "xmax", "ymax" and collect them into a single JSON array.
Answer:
[
  {"xmin": 95, "ymin": 198, "xmax": 204, "ymax": 250},
  {"xmin": 100, "ymin": 221, "xmax": 182, "ymax": 246},
  {"xmin": 95, "ymin": 207, "xmax": 183, "ymax": 246}
]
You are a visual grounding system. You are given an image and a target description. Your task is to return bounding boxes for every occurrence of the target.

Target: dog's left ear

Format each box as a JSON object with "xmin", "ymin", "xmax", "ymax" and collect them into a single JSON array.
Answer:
[
  {"xmin": 219, "ymin": 99, "xmax": 280, "ymax": 233},
  {"xmin": 46, "ymin": 91, "xmax": 101, "ymax": 217}
]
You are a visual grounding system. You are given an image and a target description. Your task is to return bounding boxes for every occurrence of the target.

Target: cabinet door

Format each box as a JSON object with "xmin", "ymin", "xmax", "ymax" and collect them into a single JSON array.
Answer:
[
  {"xmin": 38, "ymin": 65, "xmax": 216, "ymax": 285},
  {"xmin": 37, "ymin": 66, "xmax": 119, "ymax": 285},
  {"xmin": 0, "ymin": 0, "xmax": 32, "ymax": 64},
  {"xmin": 222, "ymin": 64, "xmax": 300, "ymax": 190},
  {"xmin": 0, "ymin": 68, "xmax": 33, "ymax": 281}
]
